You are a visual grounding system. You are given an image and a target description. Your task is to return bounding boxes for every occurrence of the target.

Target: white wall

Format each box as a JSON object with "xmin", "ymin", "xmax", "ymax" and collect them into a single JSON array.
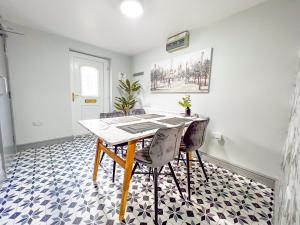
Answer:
[
  {"xmin": 132, "ymin": 0, "xmax": 300, "ymax": 179},
  {"xmin": 6, "ymin": 23, "xmax": 132, "ymax": 145}
]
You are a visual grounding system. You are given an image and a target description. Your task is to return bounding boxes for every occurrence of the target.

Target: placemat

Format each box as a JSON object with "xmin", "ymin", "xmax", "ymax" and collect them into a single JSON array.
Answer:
[
  {"xmin": 117, "ymin": 122, "xmax": 166, "ymax": 134},
  {"xmin": 157, "ymin": 117, "xmax": 193, "ymax": 125},
  {"xmin": 102, "ymin": 116, "xmax": 141, "ymax": 124},
  {"xmin": 135, "ymin": 114, "xmax": 166, "ymax": 119}
]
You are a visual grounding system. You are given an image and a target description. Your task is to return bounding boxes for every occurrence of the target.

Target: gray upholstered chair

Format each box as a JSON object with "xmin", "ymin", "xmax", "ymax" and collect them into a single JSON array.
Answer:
[
  {"xmin": 179, "ymin": 118, "xmax": 209, "ymax": 201},
  {"xmin": 131, "ymin": 108, "xmax": 146, "ymax": 115},
  {"xmin": 99, "ymin": 111, "xmax": 126, "ymax": 182},
  {"xmin": 130, "ymin": 108, "xmax": 148, "ymax": 148},
  {"xmin": 100, "ymin": 111, "xmax": 124, "ymax": 118},
  {"xmin": 131, "ymin": 124, "xmax": 185, "ymax": 225}
]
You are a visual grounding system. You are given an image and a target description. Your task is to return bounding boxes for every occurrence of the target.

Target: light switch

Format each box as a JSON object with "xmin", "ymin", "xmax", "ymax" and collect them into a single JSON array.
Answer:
[{"xmin": 211, "ymin": 132, "xmax": 223, "ymax": 141}]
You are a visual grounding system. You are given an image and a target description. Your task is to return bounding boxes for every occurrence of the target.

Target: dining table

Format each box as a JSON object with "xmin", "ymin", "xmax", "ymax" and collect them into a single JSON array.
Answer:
[{"xmin": 79, "ymin": 113, "xmax": 205, "ymax": 221}]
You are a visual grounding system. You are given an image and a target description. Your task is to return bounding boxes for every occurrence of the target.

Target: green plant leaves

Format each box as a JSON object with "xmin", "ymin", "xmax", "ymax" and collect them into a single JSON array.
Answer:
[
  {"xmin": 114, "ymin": 79, "xmax": 141, "ymax": 115},
  {"xmin": 178, "ymin": 95, "xmax": 191, "ymax": 108}
]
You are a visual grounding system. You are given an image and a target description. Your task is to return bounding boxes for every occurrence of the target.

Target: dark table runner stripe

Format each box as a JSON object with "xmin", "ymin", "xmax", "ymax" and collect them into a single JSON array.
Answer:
[
  {"xmin": 157, "ymin": 117, "xmax": 193, "ymax": 125},
  {"xmin": 117, "ymin": 122, "xmax": 166, "ymax": 134},
  {"xmin": 135, "ymin": 114, "xmax": 166, "ymax": 119}
]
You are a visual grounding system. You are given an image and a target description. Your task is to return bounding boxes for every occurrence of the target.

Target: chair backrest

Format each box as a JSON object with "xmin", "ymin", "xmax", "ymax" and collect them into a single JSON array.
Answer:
[
  {"xmin": 148, "ymin": 123, "xmax": 185, "ymax": 168},
  {"xmin": 131, "ymin": 108, "xmax": 146, "ymax": 115},
  {"xmin": 100, "ymin": 111, "xmax": 124, "ymax": 118},
  {"xmin": 183, "ymin": 118, "xmax": 209, "ymax": 152}
]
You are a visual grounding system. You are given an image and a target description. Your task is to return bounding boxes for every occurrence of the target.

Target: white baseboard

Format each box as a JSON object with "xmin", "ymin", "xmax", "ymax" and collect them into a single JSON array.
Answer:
[
  {"xmin": 201, "ymin": 153, "xmax": 276, "ymax": 189},
  {"xmin": 17, "ymin": 136, "xmax": 74, "ymax": 152}
]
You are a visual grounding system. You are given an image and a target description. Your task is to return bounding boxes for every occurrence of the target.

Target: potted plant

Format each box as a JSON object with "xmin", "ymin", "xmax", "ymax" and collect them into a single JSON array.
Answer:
[
  {"xmin": 178, "ymin": 95, "xmax": 192, "ymax": 116},
  {"xmin": 114, "ymin": 79, "xmax": 141, "ymax": 116}
]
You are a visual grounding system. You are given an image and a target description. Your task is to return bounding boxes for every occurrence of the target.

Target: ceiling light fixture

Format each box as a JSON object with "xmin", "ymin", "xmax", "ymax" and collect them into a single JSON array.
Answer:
[{"xmin": 120, "ymin": 0, "xmax": 144, "ymax": 18}]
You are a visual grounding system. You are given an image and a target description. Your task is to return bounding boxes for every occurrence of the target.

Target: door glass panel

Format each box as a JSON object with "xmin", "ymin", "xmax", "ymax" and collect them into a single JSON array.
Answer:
[{"xmin": 80, "ymin": 66, "xmax": 99, "ymax": 97}]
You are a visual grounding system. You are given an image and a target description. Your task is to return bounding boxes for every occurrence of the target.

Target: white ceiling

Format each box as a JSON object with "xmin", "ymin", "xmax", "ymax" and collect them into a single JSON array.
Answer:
[{"xmin": 0, "ymin": 0, "xmax": 266, "ymax": 56}]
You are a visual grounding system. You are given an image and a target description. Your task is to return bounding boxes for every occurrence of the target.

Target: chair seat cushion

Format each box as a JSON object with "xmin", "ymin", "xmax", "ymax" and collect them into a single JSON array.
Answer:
[{"xmin": 134, "ymin": 147, "xmax": 152, "ymax": 165}]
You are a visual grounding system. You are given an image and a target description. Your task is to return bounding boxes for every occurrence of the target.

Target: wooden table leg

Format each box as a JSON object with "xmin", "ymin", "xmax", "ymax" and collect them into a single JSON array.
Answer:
[
  {"xmin": 119, "ymin": 140, "xmax": 137, "ymax": 221},
  {"xmin": 93, "ymin": 138, "xmax": 103, "ymax": 182},
  {"xmin": 188, "ymin": 151, "xmax": 193, "ymax": 169}
]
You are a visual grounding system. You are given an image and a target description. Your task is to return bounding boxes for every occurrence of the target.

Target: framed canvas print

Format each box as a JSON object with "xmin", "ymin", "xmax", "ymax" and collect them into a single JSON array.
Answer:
[{"xmin": 150, "ymin": 48, "xmax": 213, "ymax": 93}]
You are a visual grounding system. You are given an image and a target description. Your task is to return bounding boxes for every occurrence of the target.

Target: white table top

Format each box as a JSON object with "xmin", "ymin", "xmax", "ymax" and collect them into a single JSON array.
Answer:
[{"xmin": 79, "ymin": 113, "xmax": 205, "ymax": 145}]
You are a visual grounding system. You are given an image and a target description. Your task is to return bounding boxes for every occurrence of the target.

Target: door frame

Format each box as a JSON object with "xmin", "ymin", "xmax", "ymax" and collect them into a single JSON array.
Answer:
[
  {"xmin": 0, "ymin": 28, "xmax": 17, "ymax": 151},
  {"xmin": 69, "ymin": 49, "xmax": 112, "ymax": 134}
]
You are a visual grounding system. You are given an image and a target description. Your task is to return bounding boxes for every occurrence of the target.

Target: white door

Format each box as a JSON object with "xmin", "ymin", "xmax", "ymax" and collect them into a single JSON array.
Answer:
[{"xmin": 70, "ymin": 53, "xmax": 110, "ymax": 135}]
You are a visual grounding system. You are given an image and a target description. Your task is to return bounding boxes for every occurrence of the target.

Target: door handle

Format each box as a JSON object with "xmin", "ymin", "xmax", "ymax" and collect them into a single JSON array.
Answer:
[
  {"xmin": 0, "ymin": 76, "xmax": 8, "ymax": 96},
  {"xmin": 72, "ymin": 92, "xmax": 79, "ymax": 102}
]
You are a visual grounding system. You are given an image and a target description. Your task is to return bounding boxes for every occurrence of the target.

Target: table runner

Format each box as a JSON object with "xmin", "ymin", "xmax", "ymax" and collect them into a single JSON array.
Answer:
[
  {"xmin": 117, "ymin": 122, "xmax": 166, "ymax": 134},
  {"xmin": 102, "ymin": 116, "xmax": 141, "ymax": 124},
  {"xmin": 135, "ymin": 114, "xmax": 166, "ymax": 119},
  {"xmin": 157, "ymin": 117, "xmax": 193, "ymax": 125}
]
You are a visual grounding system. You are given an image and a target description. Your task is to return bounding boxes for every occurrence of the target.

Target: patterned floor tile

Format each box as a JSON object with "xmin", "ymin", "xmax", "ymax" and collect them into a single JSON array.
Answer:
[{"xmin": 0, "ymin": 135, "xmax": 274, "ymax": 225}]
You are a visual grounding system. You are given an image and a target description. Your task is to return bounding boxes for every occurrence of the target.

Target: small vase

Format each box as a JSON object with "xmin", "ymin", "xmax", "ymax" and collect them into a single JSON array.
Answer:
[{"xmin": 185, "ymin": 107, "xmax": 191, "ymax": 117}]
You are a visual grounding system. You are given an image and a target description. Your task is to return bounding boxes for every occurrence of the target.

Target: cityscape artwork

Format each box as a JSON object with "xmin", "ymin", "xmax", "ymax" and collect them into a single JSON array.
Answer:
[{"xmin": 150, "ymin": 48, "xmax": 213, "ymax": 93}]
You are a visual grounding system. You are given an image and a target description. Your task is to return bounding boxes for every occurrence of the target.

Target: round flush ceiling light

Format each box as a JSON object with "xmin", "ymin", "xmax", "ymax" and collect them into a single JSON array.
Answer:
[{"xmin": 120, "ymin": 0, "xmax": 144, "ymax": 18}]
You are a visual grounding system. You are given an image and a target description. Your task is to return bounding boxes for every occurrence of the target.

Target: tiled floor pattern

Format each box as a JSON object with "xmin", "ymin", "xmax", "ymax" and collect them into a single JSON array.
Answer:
[{"xmin": 0, "ymin": 135, "xmax": 274, "ymax": 225}]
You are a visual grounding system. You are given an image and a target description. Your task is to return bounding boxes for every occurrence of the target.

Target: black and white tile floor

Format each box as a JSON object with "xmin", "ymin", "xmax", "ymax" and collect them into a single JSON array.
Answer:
[{"xmin": 0, "ymin": 135, "xmax": 274, "ymax": 225}]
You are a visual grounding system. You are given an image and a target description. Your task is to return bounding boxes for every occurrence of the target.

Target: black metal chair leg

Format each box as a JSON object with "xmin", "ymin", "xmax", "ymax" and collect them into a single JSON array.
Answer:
[
  {"xmin": 131, "ymin": 162, "xmax": 139, "ymax": 179},
  {"xmin": 142, "ymin": 139, "xmax": 145, "ymax": 148},
  {"xmin": 121, "ymin": 146, "xmax": 125, "ymax": 157},
  {"xmin": 181, "ymin": 153, "xmax": 187, "ymax": 166},
  {"xmin": 168, "ymin": 162, "xmax": 184, "ymax": 199},
  {"xmin": 100, "ymin": 144, "xmax": 109, "ymax": 164},
  {"xmin": 186, "ymin": 152, "xmax": 191, "ymax": 201},
  {"xmin": 99, "ymin": 152, "xmax": 105, "ymax": 164},
  {"xmin": 153, "ymin": 168, "xmax": 159, "ymax": 225},
  {"xmin": 196, "ymin": 150, "xmax": 208, "ymax": 182},
  {"xmin": 177, "ymin": 152, "xmax": 187, "ymax": 166},
  {"xmin": 112, "ymin": 146, "xmax": 118, "ymax": 183},
  {"xmin": 159, "ymin": 166, "xmax": 164, "ymax": 174}
]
